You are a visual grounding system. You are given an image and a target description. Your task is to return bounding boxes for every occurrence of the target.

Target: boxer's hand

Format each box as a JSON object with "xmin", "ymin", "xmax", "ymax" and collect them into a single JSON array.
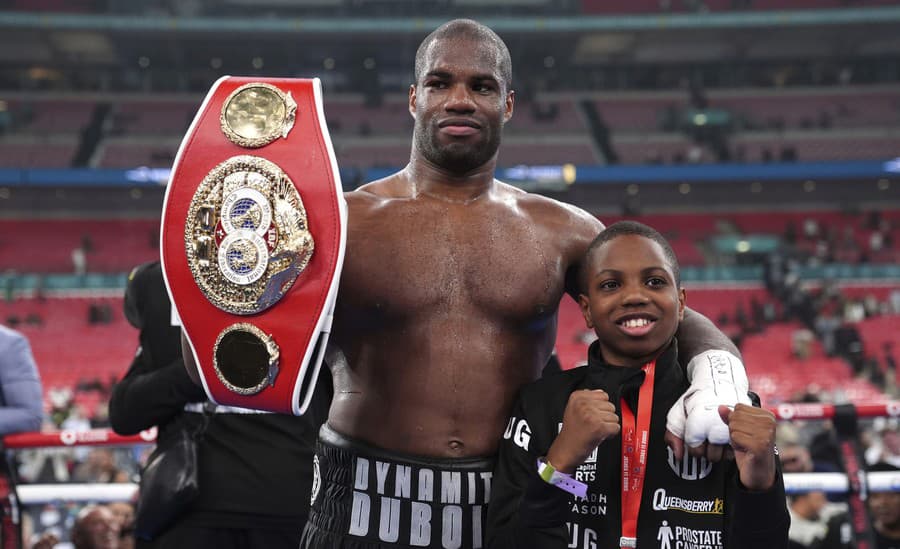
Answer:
[
  {"xmin": 719, "ymin": 404, "xmax": 777, "ymax": 491},
  {"xmin": 547, "ymin": 389, "xmax": 620, "ymax": 474},
  {"xmin": 666, "ymin": 350, "xmax": 751, "ymax": 462}
]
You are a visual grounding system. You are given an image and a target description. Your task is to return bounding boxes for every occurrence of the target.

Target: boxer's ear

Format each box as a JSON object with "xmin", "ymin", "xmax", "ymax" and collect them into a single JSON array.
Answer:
[
  {"xmin": 503, "ymin": 89, "xmax": 514, "ymax": 123},
  {"xmin": 408, "ymin": 84, "xmax": 417, "ymax": 119}
]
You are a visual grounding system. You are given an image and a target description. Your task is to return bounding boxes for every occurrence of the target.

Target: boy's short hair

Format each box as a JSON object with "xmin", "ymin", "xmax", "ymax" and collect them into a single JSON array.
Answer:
[{"xmin": 584, "ymin": 221, "xmax": 681, "ymax": 289}]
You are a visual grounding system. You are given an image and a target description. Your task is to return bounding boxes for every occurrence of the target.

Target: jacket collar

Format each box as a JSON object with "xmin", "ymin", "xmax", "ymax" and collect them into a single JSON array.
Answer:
[{"xmin": 584, "ymin": 339, "xmax": 683, "ymax": 409}]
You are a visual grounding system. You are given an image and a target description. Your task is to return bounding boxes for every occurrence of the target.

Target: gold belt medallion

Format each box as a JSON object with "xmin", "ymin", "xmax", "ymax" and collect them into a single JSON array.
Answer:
[
  {"xmin": 185, "ymin": 155, "xmax": 314, "ymax": 316},
  {"xmin": 220, "ymin": 82, "xmax": 297, "ymax": 148}
]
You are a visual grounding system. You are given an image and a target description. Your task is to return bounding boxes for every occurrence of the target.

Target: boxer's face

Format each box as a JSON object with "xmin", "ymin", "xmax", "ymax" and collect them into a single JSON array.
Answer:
[
  {"xmin": 410, "ymin": 36, "xmax": 514, "ymax": 174},
  {"xmin": 578, "ymin": 235, "xmax": 685, "ymax": 368}
]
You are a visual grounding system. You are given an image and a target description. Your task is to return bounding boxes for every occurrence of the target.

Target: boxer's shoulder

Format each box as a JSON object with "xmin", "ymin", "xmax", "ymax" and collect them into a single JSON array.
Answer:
[
  {"xmin": 504, "ymin": 188, "xmax": 604, "ymax": 246},
  {"xmin": 344, "ymin": 174, "xmax": 408, "ymax": 212}
]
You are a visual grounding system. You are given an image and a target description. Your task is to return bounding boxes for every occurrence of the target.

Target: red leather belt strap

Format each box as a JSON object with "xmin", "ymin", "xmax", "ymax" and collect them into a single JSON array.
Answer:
[{"xmin": 161, "ymin": 76, "xmax": 345, "ymax": 415}]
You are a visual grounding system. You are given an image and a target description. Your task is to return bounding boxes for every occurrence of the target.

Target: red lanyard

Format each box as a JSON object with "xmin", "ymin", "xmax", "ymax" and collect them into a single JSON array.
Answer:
[{"xmin": 619, "ymin": 360, "xmax": 657, "ymax": 549}]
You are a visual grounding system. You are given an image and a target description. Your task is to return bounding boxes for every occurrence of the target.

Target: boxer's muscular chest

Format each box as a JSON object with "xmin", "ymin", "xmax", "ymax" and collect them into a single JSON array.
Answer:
[{"xmin": 339, "ymin": 196, "xmax": 568, "ymax": 323}]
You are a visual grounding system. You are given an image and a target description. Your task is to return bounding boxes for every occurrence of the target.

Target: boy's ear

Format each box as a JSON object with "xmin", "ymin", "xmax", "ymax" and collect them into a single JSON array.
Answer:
[
  {"xmin": 577, "ymin": 293, "xmax": 594, "ymax": 329},
  {"xmin": 677, "ymin": 287, "xmax": 686, "ymax": 321}
]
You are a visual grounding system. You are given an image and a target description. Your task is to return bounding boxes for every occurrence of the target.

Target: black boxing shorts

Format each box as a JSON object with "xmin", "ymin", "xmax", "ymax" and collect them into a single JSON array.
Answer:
[{"xmin": 302, "ymin": 425, "xmax": 495, "ymax": 549}]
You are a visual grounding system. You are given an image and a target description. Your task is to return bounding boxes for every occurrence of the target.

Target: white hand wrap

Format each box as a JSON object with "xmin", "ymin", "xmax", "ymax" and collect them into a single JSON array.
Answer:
[{"xmin": 666, "ymin": 350, "xmax": 751, "ymax": 448}]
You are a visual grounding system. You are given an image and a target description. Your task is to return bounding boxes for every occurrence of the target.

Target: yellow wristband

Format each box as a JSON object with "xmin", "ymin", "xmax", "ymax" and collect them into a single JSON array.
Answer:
[{"xmin": 537, "ymin": 457, "xmax": 558, "ymax": 483}]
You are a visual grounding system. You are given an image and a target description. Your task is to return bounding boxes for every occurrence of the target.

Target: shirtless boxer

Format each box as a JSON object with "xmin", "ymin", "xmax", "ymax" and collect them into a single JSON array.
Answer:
[{"xmin": 183, "ymin": 19, "xmax": 750, "ymax": 549}]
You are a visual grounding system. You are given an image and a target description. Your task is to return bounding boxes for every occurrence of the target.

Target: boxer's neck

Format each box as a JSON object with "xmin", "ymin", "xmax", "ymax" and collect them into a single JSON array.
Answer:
[{"xmin": 403, "ymin": 163, "xmax": 496, "ymax": 204}]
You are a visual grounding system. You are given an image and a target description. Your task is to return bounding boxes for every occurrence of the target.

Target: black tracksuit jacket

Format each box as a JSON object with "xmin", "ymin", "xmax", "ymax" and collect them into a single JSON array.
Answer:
[{"xmin": 486, "ymin": 341, "xmax": 790, "ymax": 549}]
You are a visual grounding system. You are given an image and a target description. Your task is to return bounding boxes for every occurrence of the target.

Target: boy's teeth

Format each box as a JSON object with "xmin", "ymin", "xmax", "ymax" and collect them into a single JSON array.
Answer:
[{"xmin": 624, "ymin": 318, "xmax": 649, "ymax": 328}]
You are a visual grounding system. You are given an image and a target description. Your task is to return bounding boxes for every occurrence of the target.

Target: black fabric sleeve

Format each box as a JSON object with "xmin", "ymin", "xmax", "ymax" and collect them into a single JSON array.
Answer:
[
  {"xmin": 486, "ymin": 396, "xmax": 570, "ymax": 549},
  {"xmin": 108, "ymin": 347, "xmax": 206, "ymax": 436},
  {"xmin": 729, "ymin": 462, "xmax": 790, "ymax": 549}
]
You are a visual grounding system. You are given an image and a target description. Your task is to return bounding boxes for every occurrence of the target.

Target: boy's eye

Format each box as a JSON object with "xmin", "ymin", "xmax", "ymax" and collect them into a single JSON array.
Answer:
[
  {"xmin": 646, "ymin": 277, "xmax": 667, "ymax": 287},
  {"xmin": 598, "ymin": 280, "xmax": 620, "ymax": 291}
]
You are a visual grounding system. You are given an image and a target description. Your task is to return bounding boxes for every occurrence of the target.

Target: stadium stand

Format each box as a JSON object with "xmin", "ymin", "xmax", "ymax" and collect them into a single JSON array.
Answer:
[
  {"xmin": 0, "ymin": 296, "xmax": 134, "ymax": 409},
  {"xmin": 3, "ymin": 82, "xmax": 899, "ymax": 171},
  {"xmin": 0, "ymin": 219, "xmax": 159, "ymax": 273}
]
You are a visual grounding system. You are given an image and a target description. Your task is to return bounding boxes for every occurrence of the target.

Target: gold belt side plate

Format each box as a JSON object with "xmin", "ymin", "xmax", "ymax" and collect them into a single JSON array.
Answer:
[
  {"xmin": 185, "ymin": 155, "xmax": 314, "ymax": 315},
  {"xmin": 214, "ymin": 322, "xmax": 280, "ymax": 395}
]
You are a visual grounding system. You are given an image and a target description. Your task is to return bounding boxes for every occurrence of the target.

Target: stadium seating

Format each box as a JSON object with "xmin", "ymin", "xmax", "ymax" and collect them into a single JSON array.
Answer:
[
  {"xmin": 856, "ymin": 315, "xmax": 900, "ymax": 373},
  {"xmin": 741, "ymin": 322, "xmax": 887, "ymax": 405},
  {"xmin": 3, "ymin": 84, "xmax": 898, "ymax": 170},
  {"xmin": 0, "ymin": 139, "xmax": 77, "ymax": 168},
  {"xmin": 111, "ymin": 100, "xmax": 197, "ymax": 136},
  {"xmin": 581, "ymin": 0, "xmax": 898, "ymax": 14},
  {"xmin": 6, "ymin": 99, "xmax": 95, "ymax": 135},
  {"xmin": 0, "ymin": 219, "xmax": 159, "ymax": 273},
  {"xmin": 0, "ymin": 297, "xmax": 135, "ymax": 406}
]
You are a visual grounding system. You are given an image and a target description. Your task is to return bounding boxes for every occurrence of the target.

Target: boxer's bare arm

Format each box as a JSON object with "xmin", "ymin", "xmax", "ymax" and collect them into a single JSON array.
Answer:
[{"xmin": 677, "ymin": 307, "xmax": 742, "ymax": 360}]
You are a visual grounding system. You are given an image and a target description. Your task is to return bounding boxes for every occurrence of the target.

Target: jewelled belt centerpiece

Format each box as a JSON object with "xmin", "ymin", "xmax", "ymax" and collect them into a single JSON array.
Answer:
[{"xmin": 185, "ymin": 155, "xmax": 314, "ymax": 316}]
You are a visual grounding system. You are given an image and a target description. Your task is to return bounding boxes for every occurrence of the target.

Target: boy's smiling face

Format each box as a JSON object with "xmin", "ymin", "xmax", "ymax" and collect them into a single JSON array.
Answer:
[{"xmin": 579, "ymin": 234, "xmax": 685, "ymax": 368}]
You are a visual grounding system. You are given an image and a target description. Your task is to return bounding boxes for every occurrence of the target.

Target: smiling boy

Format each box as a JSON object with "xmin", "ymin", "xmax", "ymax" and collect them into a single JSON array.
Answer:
[{"xmin": 486, "ymin": 221, "xmax": 789, "ymax": 549}]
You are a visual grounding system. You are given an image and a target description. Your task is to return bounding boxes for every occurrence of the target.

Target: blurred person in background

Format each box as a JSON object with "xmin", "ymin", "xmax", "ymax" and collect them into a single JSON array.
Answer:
[
  {"xmin": 868, "ymin": 462, "xmax": 900, "ymax": 548},
  {"xmin": 778, "ymin": 422, "xmax": 842, "ymax": 475},
  {"xmin": 107, "ymin": 502, "xmax": 136, "ymax": 549},
  {"xmin": 0, "ymin": 323, "xmax": 45, "ymax": 548},
  {"xmin": 0, "ymin": 323, "xmax": 44, "ymax": 435},
  {"xmin": 71, "ymin": 505, "xmax": 120, "ymax": 549},
  {"xmin": 71, "ymin": 448, "xmax": 129, "ymax": 484},
  {"xmin": 109, "ymin": 261, "xmax": 331, "ymax": 549},
  {"xmin": 788, "ymin": 491, "xmax": 854, "ymax": 549},
  {"xmin": 866, "ymin": 419, "xmax": 900, "ymax": 469}
]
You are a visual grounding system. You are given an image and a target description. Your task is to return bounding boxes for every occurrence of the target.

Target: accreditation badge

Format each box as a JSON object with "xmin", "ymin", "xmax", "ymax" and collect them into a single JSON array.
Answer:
[{"xmin": 160, "ymin": 76, "xmax": 346, "ymax": 415}]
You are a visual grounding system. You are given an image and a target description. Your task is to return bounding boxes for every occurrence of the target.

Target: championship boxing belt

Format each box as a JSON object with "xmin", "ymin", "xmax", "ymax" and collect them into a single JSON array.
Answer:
[{"xmin": 160, "ymin": 76, "xmax": 346, "ymax": 415}]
